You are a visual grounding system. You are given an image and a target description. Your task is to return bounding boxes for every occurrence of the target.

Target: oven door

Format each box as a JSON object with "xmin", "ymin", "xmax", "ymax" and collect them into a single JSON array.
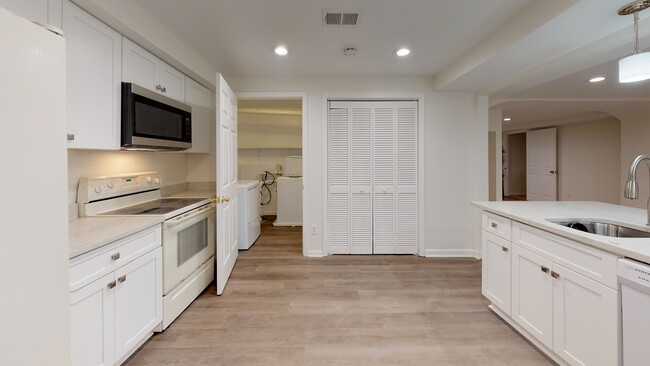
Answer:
[{"xmin": 162, "ymin": 203, "xmax": 215, "ymax": 295}]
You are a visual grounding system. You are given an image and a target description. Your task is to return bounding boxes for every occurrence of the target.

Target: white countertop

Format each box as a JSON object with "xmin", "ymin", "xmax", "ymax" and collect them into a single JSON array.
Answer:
[
  {"xmin": 69, "ymin": 217, "xmax": 163, "ymax": 259},
  {"xmin": 472, "ymin": 201, "xmax": 650, "ymax": 264}
]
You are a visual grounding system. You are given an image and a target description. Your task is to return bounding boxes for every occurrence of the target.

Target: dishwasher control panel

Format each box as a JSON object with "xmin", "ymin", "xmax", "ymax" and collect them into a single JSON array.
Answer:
[{"xmin": 618, "ymin": 258, "xmax": 650, "ymax": 287}]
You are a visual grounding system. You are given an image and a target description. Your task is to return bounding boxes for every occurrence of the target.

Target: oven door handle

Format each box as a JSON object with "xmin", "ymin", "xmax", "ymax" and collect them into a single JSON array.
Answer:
[{"xmin": 163, "ymin": 203, "xmax": 215, "ymax": 229}]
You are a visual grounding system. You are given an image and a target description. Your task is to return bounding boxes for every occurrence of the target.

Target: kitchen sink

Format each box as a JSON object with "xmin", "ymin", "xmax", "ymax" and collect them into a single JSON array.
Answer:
[{"xmin": 546, "ymin": 219, "xmax": 650, "ymax": 238}]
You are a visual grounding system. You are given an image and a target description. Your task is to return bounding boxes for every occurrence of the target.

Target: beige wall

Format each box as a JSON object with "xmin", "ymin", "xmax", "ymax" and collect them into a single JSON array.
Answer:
[
  {"xmin": 68, "ymin": 150, "xmax": 189, "ymax": 205},
  {"xmin": 621, "ymin": 116, "xmax": 650, "ymax": 209},
  {"xmin": 557, "ymin": 118, "xmax": 620, "ymax": 203},
  {"xmin": 507, "ymin": 133, "xmax": 527, "ymax": 195},
  {"xmin": 239, "ymin": 112, "xmax": 302, "ymax": 148}
]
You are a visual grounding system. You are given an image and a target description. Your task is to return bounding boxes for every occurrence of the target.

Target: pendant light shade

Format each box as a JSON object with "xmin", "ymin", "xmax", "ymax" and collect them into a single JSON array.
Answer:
[
  {"xmin": 618, "ymin": 1, "xmax": 650, "ymax": 83},
  {"xmin": 619, "ymin": 52, "xmax": 650, "ymax": 83}
]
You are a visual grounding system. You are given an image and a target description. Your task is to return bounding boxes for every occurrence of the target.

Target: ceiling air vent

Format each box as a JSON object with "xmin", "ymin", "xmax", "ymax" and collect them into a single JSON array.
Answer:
[{"xmin": 323, "ymin": 10, "xmax": 361, "ymax": 27}]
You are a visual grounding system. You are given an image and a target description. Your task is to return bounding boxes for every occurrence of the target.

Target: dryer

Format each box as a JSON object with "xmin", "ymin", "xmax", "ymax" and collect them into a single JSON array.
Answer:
[{"xmin": 237, "ymin": 180, "xmax": 261, "ymax": 249}]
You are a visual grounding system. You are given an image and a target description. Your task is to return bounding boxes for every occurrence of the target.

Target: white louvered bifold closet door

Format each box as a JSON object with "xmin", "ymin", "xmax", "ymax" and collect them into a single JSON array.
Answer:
[
  {"xmin": 328, "ymin": 102, "xmax": 352, "ymax": 254},
  {"xmin": 395, "ymin": 103, "xmax": 418, "ymax": 254},
  {"xmin": 327, "ymin": 100, "xmax": 418, "ymax": 255},
  {"xmin": 350, "ymin": 103, "xmax": 373, "ymax": 254},
  {"xmin": 372, "ymin": 104, "xmax": 396, "ymax": 254}
]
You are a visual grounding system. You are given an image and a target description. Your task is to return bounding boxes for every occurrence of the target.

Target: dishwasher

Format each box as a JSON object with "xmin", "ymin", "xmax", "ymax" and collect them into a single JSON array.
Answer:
[{"xmin": 618, "ymin": 258, "xmax": 650, "ymax": 366}]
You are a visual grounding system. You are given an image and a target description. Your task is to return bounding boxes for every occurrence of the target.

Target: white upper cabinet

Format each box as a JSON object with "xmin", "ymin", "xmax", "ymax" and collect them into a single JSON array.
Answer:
[
  {"xmin": 122, "ymin": 37, "xmax": 185, "ymax": 102},
  {"xmin": 63, "ymin": 0, "xmax": 121, "ymax": 150},
  {"xmin": 0, "ymin": 0, "xmax": 61, "ymax": 27},
  {"xmin": 184, "ymin": 77, "xmax": 213, "ymax": 153}
]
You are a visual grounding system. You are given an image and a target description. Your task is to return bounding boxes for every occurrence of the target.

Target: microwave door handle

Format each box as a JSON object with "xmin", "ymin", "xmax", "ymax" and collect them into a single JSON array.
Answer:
[{"xmin": 163, "ymin": 204, "xmax": 215, "ymax": 229}]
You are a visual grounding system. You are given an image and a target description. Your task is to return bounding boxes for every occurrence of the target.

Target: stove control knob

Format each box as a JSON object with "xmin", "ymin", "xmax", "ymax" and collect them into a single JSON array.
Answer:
[
  {"xmin": 107, "ymin": 181, "xmax": 114, "ymax": 189},
  {"xmin": 94, "ymin": 185, "xmax": 102, "ymax": 194},
  {"xmin": 154, "ymin": 178, "xmax": 160, "ymax": 184},
  {"xmin": 146, "ymin": 176, "xmax": 152, "ymax": 183}
]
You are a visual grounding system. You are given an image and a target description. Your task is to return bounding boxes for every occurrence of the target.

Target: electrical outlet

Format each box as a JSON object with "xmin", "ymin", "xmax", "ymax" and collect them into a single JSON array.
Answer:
[{"xmin": 311, "ymin": 225, "xmax": 318, "ymax": 235}]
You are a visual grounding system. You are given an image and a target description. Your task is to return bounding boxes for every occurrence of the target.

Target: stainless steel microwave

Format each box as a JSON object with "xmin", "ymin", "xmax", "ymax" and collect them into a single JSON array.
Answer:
[{"xmin": 121, "ymin": 82, "xmax": 192, "ymax": 151}]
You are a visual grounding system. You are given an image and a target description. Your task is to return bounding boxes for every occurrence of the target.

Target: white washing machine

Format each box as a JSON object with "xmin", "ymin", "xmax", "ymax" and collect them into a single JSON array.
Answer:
[
  {"xmin": 237, "ymin": 180, "xmax": 261, "ymax": 250},
  {"xmin": 274, "ymin": 156, "xmax": 302, "ymax": 227}
]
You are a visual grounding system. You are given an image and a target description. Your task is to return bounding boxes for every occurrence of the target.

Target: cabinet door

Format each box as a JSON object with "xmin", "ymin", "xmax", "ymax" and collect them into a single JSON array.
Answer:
[
  {"xmin": 158, "ymin": 63, "xmax": 185, "ymax": 101},
  {"xmin": 184, "ymin": 78, "xmax": 212, "ymax": 153},
  {"xmin": 114, "ymin": 248, "xmax": 162, "ymax": 361},
  {"xmin": 553, "ymin": 264, "xmax": 620, "ymax": 366},
  {"xmin": 63, "ymin": 0, "xmax": 121, "ymax": 150},
  {"xmin": 482, "ymin": 231, "xmax": 511, "ymax": 315},
  {"xmin": 122, "ymin": 37, "xmax": 157, "ymax": 92},
  {"xmin": 511, "ymin": 244, "xmax": 554, "ymax": 349},
  {"xmin": 70, "ymin": 272, "xmax": 115, "ymax": 366},
  {"xmin": 0, "ymin": 0, "xmax": 47, "ymax": 23}
]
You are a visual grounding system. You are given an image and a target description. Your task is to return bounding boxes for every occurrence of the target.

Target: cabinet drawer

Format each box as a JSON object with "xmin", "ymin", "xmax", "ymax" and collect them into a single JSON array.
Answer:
[
  {"xmin": 512, "ymin": 222, "xmax": 618, "ymax": 289},
  {"xmin": 70, "ymin": 225, "xmax": 161, "ymax": 292},
  {"xmin": 482, "ymin": 212, "xmax": 512, "ymax": 241}
]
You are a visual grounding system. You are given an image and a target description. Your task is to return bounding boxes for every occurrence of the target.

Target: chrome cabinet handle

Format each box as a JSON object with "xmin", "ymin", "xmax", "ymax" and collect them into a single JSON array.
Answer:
[
  {"xmin": 107, "ymin": 281, "xmax": 116, "ymax": 289},
  {"xmin": 155, "ymin": 85, "xmax": 162, "ymax": 91},
  {"xmin": 550, "ymin": 170, "xmax": 558, "ymax": 174},
  {"xmin": 111, "ymin": 253, "xmax": 120, "ymax": 261},
  {"xmin": 162, "ymin": 86, "xmax": 167, "ymax": 93},
  {"xmin": 117, "ymin": 275, "xmax": 127, "ymax": 283},
  {"xmin": 67, "ymin": 133, "xmax": 75, "ymax": 141},
  {"xmin": 501, "ymin": 246, "xmax": 508, "ymax": 253},
  {"xmin": 551, "ymin": 271, "xmax": 560, "ymax": 279},
  {"xmin": 491, "ymin": 222, "xmax": 498, "ymax": 228},
  {"xmin": 541, "ymin": 266, "xmax": 549, "ymax": 273}
]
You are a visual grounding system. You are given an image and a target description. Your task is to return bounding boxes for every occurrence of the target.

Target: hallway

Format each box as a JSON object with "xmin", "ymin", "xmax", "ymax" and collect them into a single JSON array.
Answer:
[{"xmin": 125, "ymin": 218, "xmax": 552, "ymax": 365}]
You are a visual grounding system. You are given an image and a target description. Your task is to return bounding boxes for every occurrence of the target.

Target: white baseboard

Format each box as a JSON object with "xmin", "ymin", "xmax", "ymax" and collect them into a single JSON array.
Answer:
[
  {"xmin": 424, "ymin": 249, "xmax": 481, "ymax": 259},
  {"xmin": 305, "ymin": 250, "xmax": 325, "ymax": 257}
]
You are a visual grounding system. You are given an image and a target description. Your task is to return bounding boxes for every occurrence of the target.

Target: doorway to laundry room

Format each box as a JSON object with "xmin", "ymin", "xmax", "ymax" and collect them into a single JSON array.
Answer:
[{"xmin": 236, "ymin": 97, "xmax": 304, "ymax": 254}]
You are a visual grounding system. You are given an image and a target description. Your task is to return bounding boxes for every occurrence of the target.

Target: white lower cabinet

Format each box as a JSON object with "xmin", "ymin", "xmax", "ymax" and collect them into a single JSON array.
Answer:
[
  {"xmin": 482, "ymin": 231, "xmax": 512, "ymax": 315},
  {"xmin": 482, "ymin": 213, "xmax": 621, "ymax": 366},
  {"xmin": 70, "ymin": 226, "xmax": 162, "ymax": 366},
  {"xmin": 70, "ymin": 272, "xmax": 115, "ymax": 366}
]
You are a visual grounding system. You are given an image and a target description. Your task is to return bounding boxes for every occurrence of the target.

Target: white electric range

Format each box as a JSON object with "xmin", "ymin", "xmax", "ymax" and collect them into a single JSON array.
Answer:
[{"xmin": 77, "ymin": 171, "xmax": 215, "ymax": 330}]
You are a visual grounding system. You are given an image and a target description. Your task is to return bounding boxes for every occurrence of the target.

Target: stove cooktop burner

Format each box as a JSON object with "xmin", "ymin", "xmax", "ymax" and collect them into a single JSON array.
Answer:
[{"xmin": 99, "ymin": 198, "xmax": 206, "ymax": 216}]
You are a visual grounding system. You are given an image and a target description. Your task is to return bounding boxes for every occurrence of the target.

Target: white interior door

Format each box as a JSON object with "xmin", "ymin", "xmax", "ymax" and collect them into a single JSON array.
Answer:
[
  {"xmin": 526, "ymin": 128, "xmax": 557, "ymax": 201},
  {"xmin": 215, "ymin": 73, "xmax": 238, "ymax": 295}
]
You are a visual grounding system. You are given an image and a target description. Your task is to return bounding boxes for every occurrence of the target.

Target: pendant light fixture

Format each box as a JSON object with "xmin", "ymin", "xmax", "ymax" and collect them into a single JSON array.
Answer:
[{"xmin": 618, "ymin": 1, "xmax": 650, "ymax": 83}]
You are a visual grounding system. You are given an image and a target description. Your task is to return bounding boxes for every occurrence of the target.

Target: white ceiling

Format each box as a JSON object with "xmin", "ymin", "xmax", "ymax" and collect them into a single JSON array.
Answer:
[
  {"xmin": 131, "ymin": 0, "xmax": 531, "ymax": 77},
  {"xmin": 88, "ymin": 0, "xmax": 650, "ymax": 126}
]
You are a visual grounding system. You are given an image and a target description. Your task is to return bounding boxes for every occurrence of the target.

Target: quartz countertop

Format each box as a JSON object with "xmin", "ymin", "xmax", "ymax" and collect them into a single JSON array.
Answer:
[
  {"xmin": 69, "ymin": 217, "xmax": 163, "ymax": 259},
  {"xmin": 472, "ymin": 201, "xmax": 650, "ymax": 264}
]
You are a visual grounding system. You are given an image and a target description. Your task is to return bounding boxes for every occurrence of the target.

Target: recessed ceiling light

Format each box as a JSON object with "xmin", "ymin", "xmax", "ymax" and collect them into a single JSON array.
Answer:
[
  {"xmin": 503, "ymin": 117, "xmax": 512, "ymax": 122},
  {"xmin": 588, "ymin": 76, "xmax": 606, "ymax": 83},
  {"xmin": 274, "ymin": 46, "xmax": 289, "ymax": 56},
  {"xmin": 395, "ymin": 48, "xmax": 410, "ymax": 57}
]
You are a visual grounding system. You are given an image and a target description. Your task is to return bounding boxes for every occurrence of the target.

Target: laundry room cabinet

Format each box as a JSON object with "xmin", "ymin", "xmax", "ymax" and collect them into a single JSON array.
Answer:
[
  {"xmin": 327, "ymin": 101, "xmax": 418, "ymax": 255},
  {"xmin": 0, "ymin": 0, "xmax": 61, "ymax": 27}
]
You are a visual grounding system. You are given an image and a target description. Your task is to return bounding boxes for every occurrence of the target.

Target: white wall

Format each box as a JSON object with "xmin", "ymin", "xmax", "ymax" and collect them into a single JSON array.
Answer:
[
  {"xmin": 239, "ymin": 148, "xmax": 302, "ymax": 215},
  {"xmin": 68, "ymin": 150, "xmax": 189, "ymax": 205},
  {"xmin": 228, "ymin": 75, "xmax": 487, "ymax": 257},
  {"xmin": 557, "ymin": 118, "xmax": 620, "ymax": 203},
  {"xmin": 488, "ymin": 110, "xmax": 503, "ymax": 201}
]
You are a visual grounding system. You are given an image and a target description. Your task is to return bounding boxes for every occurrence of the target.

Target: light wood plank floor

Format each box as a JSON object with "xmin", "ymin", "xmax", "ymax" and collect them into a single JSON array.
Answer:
[{"xmin": 125, "ymin": 217, "xmax": 553, "ymax": 366}]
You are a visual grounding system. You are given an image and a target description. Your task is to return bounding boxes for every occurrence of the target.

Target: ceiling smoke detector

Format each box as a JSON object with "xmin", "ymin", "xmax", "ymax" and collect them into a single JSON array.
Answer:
[
  {"xmin": 343, "ymin": 47, "xmax": 358, "ymax": 56},
  {"xmin": 323, "ymin": 9, "xmax": 361, "ymax": 27}
]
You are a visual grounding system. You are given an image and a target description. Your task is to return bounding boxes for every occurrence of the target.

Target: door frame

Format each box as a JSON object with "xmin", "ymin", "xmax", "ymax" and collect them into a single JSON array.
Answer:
[
  {"xmin": 236, "ymin": 91, "xmax": 308, "ymax": 254},
  {"xmin": 321, "ymin": 93, "xmax": 426, "ymax": 256}
]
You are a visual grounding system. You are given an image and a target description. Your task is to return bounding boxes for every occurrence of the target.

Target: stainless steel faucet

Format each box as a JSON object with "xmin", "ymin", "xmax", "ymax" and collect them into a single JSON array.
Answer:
[{"xmin": 624, "ymin": 154, "xmax": 650, "ymax": 225}]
